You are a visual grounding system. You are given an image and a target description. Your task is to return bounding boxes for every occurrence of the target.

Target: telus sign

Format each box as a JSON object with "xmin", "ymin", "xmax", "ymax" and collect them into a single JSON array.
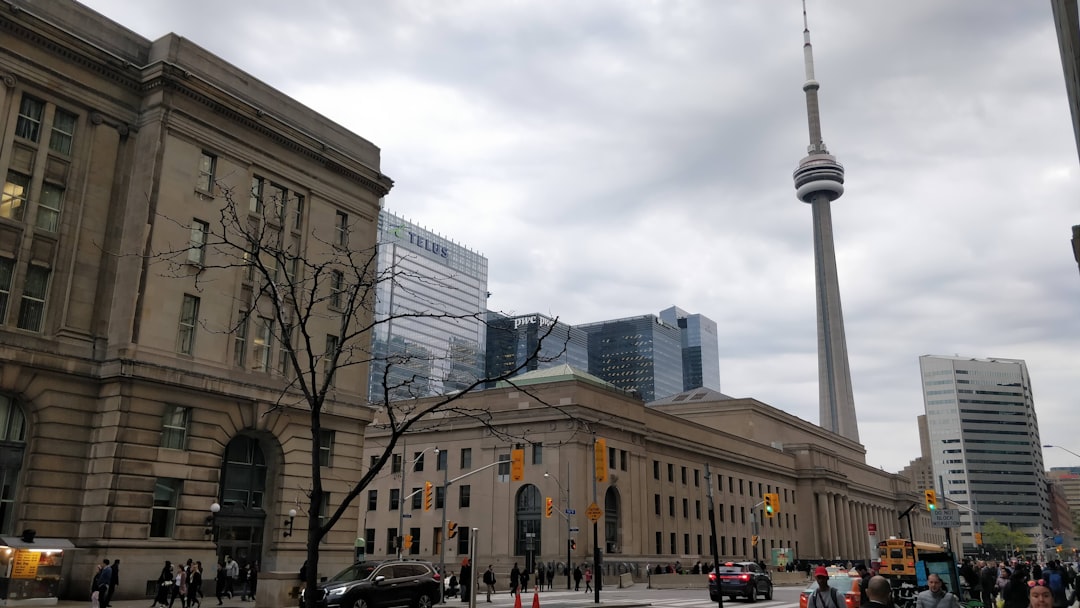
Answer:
[{"xmin": 390, "ymin": 225, "xmax": 449, "ymax": 259}]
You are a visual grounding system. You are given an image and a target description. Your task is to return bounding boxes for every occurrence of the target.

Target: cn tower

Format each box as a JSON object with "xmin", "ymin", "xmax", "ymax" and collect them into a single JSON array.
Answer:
[{"xmin": 792, "ymin": 1, "xmax": 860, "ymax": 443}]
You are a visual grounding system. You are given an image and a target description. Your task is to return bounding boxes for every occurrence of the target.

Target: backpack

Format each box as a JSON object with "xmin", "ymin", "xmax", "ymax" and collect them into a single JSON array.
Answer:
[{"xmin": 1048, "ymin": 570, "xmax": 1066, "ymax": 597}]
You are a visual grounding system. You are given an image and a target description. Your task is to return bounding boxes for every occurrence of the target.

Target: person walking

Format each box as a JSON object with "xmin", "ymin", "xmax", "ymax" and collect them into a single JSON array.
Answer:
[
  {"xmin": 168, "ymin": 564, "xmax": 187, "ymax": 608},
  {"xmin": 96, "ymin": 560, "xmax": 113, "ymax": 608},
  {"xmin": 152, "ymin": 561, "xmax": 173, "ymax": 608},
  {"xmin": 865, "ymin": 576, "xmax": 892, "ymax": 608},
  {"xmin": 916, "ymin": 573, "xmax": 961, "ymax": 608},
  {"xmin": 584, "ymin": 567, "xmax": 592, "ymax": 593},
  {"xmin": 215, "ymin": 563, "xmax": 227, "ymax": 606},
  {"xmin": 483, "ymin": 565, "xmax": 496, "ymax": 602},
  {"xmin": 224, "ymin": 556, "xmax": 239, "ymax": 599},
  {"xmin": 573, "ymin": 565, "xmax": 582, "ymax": 592},
  {"xmin": 509, "ymin": 563, "xmax": 521, "ymax": 597},
  {"xmin": 106, "ymin": 559, "xmax": 119, "ymax": 608},
  {"xmin": 187, "ymin": 562, "xmax": 202, "ymax": 608},
  {"xmin": 546, "ymin": 565, "xmax": 554, "ymax": 591},
  {"xmin": 459, "ymin": 558, "xmax": 472, "ymax": 603}
]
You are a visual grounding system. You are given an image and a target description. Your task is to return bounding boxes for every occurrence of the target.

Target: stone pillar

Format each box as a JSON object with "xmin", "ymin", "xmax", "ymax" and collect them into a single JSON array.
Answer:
[{"xmin": 817, "ymin": 492, "xmax": 832, "ymax": 558}]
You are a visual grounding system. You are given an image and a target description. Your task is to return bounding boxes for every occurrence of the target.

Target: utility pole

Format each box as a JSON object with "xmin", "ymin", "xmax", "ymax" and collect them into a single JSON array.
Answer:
[
  {"xmin": 592, "ymin": 436, "xmax": 601, "ymax": 604},
  {"xmin": 705, "ymin": 463, "xmax": 723, "ymax": 608}
]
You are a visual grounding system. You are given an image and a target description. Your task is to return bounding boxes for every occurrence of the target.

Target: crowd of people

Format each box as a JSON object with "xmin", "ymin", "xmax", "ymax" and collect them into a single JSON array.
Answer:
[
  {"xmin": 441, "ymin": 559, "xmax": 597, "ymax": 601},
  {"xmin": 143, "ymin": 556, "xmax": 259, "ymax": 608}
]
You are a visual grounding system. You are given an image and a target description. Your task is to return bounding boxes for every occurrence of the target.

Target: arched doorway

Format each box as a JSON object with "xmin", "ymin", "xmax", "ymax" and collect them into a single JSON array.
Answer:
[
  {"xmin": 514, "ymin": 485, "xmax": 542, "ymax": 572},
  {"xmin": 216, "ymin": 436, "xmax": 268, "ymax": 568},
  {"xmin": 604, "ymin": 487, "xmax": 620, "ymax": 554},
  {"xmin": 0, "ymin": 395, "xmax": 25, "ymax": 534}
]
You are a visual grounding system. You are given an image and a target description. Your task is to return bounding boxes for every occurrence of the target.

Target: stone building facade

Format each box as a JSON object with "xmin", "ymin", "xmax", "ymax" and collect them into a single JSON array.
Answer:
[
  {"xmin": 361, "ymin": 367, "xmax": 942, "ymax": 578},
  {"xmin": 0, "ymin": 0, "xmax": 390, "ymax": 600}
]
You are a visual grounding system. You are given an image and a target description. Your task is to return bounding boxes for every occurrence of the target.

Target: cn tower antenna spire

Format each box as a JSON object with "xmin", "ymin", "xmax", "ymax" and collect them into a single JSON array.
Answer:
[{"xmin": 792, "ymin": 0, "xmax": 860, "ymax": 443}]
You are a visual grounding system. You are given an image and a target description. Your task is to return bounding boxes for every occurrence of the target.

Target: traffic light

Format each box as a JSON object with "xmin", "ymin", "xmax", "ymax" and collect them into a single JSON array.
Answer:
[
  {"xmin": 594, "ymin": 438, "xmax": 608, "ymax": 483},
  {"xmin": 924, "ymin": 489, "xmax": 938, "ymax": 511},
  {"xmin": 423, "ymin": 482, "xmax": 433, "ymax": 511},
  {"xmin": 570, "ymin": 539, "xmax": 577, "ymax": 551},
  {"xmin": 975, "ymin": 532, "xmax": 983, "ymax": 546},
  {"xmin": 764, "ymin": 493, "xmax": 776, "ymax": 518},
  {"xmin": 448, "ymin": 521, "xmax": 458, "ymax": 539},
  {"xmin": 545, "ymin": 497, "xmax": 553, "ymax": 518},
  {"xmin": 752, "ymin": 535, "xmax": 759, "ymax": 547},
  {"xmin": 404, "ymin": 534, "xmax": 413, "ymax": 549},
  {"xmin": 511, "ymin": 449, "xmax": 525, "ymax": 482}
]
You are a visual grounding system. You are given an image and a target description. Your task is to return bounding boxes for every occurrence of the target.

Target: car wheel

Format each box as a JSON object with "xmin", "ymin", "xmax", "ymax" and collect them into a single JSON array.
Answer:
[
  {"xmin": 351, "ymin": 597, "xmax": 368, "ymax": 608},
  {"xmin": 746, "ymin": 584, "xmax": 757, "ymax": 603},
  {"xmin": 415, "ymin": 593, "xmax": 433, "ymax": 608},
  {"xmin": 764, "ymin": 583, "xmax": 773, "ymax": 601}
]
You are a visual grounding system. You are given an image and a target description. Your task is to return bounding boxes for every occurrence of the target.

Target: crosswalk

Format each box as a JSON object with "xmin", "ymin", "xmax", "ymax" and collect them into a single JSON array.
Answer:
[{"xmin": 481, "ymin": 591, "xmax": 793, "ymax": 608}]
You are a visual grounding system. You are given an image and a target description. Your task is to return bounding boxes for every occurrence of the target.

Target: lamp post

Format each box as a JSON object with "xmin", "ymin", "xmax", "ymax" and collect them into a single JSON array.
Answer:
[
  {"xmin": 205, "ymin": 502, "xmax": 221, "ymax": 540},
  {"xmin": 435, "ymin": 446, "xmax": 449, "ymax": 603},
  {"xmin": 544, "ymin": 468, "xmax": 572, "ymax": 590},
  {"xmin": 283, "ymin": 509, "xmax": 297, "ymax": 537},
  {"xmin": 1044, "ymin": 444, "xmax": 1080, "ymax": 460}
]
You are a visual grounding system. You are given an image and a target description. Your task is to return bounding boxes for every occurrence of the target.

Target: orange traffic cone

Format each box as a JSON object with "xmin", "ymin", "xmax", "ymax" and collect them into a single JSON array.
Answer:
[
  {"xmin": 532, "ymin": 592, "xmax": 541, "ymax": 608},
  {"xmin": 513, "ymin": 591, "xmax": 522, "ymax": 608}
]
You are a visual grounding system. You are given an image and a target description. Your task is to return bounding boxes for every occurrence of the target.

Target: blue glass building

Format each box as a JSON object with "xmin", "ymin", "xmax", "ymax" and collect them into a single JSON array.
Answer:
[
  {"xmin": 659, "ymin": 306, "xmax": 722, "ymax": 392},
  {"xmin": 577, "ymin": 314, "xmax": 684, "ymax": 402},
  {"xmin": 484, "ymin": 313, "xmax": 588, "ymax": 385}
]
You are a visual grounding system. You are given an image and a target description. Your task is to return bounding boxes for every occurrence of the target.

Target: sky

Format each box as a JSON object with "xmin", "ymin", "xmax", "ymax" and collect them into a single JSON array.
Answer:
[{"xmin": 76, "ymin": 0, "xmax": 1080, "ymax": 473}]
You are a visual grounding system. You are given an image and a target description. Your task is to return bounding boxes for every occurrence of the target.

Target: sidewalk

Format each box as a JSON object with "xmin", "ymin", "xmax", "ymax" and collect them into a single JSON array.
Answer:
[{"xmin": 57, "ymin": 598, "xmax": 263, "ymax": 608}]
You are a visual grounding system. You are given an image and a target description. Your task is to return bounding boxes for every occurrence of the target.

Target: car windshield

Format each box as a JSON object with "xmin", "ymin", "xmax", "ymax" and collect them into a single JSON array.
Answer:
[
  {"xmin": 715, "ymin": 566, "xmax": 748, "ymax": 574},
  {"xmin": 805, "ymin": 575, "xmax": 858, "ymax": 593},
  {"xmin": 327, "ymin": 563, "xmax": 378, "ymax": 583}
]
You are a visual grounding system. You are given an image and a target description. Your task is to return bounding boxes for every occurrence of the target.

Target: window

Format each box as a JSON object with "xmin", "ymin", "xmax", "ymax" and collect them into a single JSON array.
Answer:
[
  {"xmin": 667, "ymin": 463, "xmax": 673, "ymax": 482},
  {"xmin": 330, "ymin": 270, "xmax": 344, "ymax": 309},
  {"xmin": 409, "ymin": 527, "xmax": 420, "ymax": 555},
  {"xmin": 150, "ymin": 478, "xmax": 182, "ymax": 538},
  {"xmin": 277, "ymin": 322, "xmax": 294, "ymax": 376},
  {"xmin": 681, "ymin": 466, "xmax": 687, "ymax": 484},
  {"xmin": 389, "ymin": 489, "xmax": 400, "ymax": 510},
  {"xmin": 387, "ymin": 529, "xmax": 398, "ymax": 553},
  {"xmin": 740, "ymin": 506, "xmax": 745, "ymax": 524},
  {"xmin": 669, "ymin": 532, "xmax": 676, "ymax": 555},
  {"xmin": 719, "ymin": 503, "xmax": 725, "ymax": 522},
  {"xmin": 436, "ymin": 450, "xmax": 447, "ymax": 471},
  {"xmin": 369, "ymin": 455, "xmax": 379, "ymax": 470},
  {"xmin": 196, "ymin": 152, "xmax": 216, "ymax": 192},
  {"xmin": 175, "ymin": 294, "xmax": 199, "ymax": 353},
  {"xmin": 0, "ymin": 257, "xmax": 13, "ymax": 322},
  {"xmin": 682, "ymin": 498, "xmax": 688, "ymax": 518},
  {"xmin": 459, "ymin": 485, "xmax": 471, "ymax": 508},
  {"xmin": 532, "ymin": 442, "xmax": 543, "ymax": 465},
  {"xmin": 392, "ymin": 454, "xmax": 402, "ymax": 474},
  {"xmin": 2, "ymin": 172, "xmax": 29, "ymax": 221},
  {"xmin": 15, "ymin": 96, "xmax": 43, "ymax": 142},
  {"xmin": 411, "ymin": 486, "xmax": 422, "ymax": 510},
  {"xmin": 319, "ymin": 430, "xmax": 334, "ymax": 467},
  {"xmin": 620, "ymin": 449, "xmax": 628, "ymax": 471},
  {"xmin": 367, "ymin": 490, "xmax": 377, "ymax": 510},
  {"xmin": 608, "ymin": 447, "xmax": 616, "ymax": 469},
  {"xmin": 335, "ymin": 211, "xmax": 349, "ymax": 247},
  {"xmin": 668, "ymin": 496, "xmax": 675, "ymax": 516},
  {"xmin": 694, "ymin": 469, "xmax": 700, "ymax": 487},
  {"xmin": 497, "ymin": 453, "xmax": 510, "ymax": 481},
  {"xmin": 739, "ymin": 479, "xmax": 744, "ymax": 495},
  {"xmin": 654, "ymin": 494, "xmax": 660, "ymax": 515},
  {"xmin": 160, "ymin": 405, "xmax": 190, "ymax": 450},
  {"xmin": 655, "ymin": 532, "xmax": 662, "ymax": 554},
  {"xmin": 413, "ymin": 452, "xmax": 425, "ymax": 472},
  {"xmin": 35, "ymin": 183, "xmax": 63, "ymax": 232},
  {"xmin": 233, "ymin": 313, "xmax": 248, "ymax": 366},
  {"xmin": 249, "ymin": 176, "xmax": 264, "ymax": 214},
  {"xmin": 435, "ymin": 486, "xmax": 445, "ymax": 509},
  {"xmin": 187, "ymin": 219, "xmax": 209, "ymax": 265},
  {"xmin": 695, "ymin": 500, "xmax": 701, "ymax": 519},
  {"xmin": 268, "ymin": 183, "xmax": 288, "ymax": 224},
  {"xmin": 684, "ymin": 534, "xmax": 690, "ymax": 554},
  {"xmin": 324, "ymin": 334, "xmax": 339, "ymax": 381},
  {"xmin": 460, "ymin": 448, "xmax": 471, "ymax": 470},
  {"xmin": 252, "ymin": 317, "xmax": 273, "ymax": 371},
  {"xmin": 652, "ymin": 460, "xmax": 659, "ymax": 480},
  {"xmin": 456, "ymin": 525, "xmax": 470, "ymax": 555},
  {"xmin": 293, "ymin": 194, "xmax": 305, "ymax": 231},
  {"xmin": 16, "ymin": 267, "xmax": 48, "ymax": 332}
]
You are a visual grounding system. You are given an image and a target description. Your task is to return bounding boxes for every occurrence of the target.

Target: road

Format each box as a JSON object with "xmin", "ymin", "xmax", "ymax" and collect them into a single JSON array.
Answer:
[{"xmin": 452, "ymin": 585, "xmax": 804, "ymax": 608}]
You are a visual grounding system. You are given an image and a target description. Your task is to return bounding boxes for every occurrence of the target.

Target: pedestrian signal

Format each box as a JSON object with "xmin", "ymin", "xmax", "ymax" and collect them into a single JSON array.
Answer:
[
  {"xmin": 545, "ymin": 497, "xmax": 553, "ymax": 518},
  {"xmin": 511, "ymin": 449, "xmax": 525, "ymax": 482},
  {"xmin": 448, "ymin": 521, "xmax": 458, "ymax": 539},
  {"xmin": 570, "ymin": 539, "xmax": 577, "ymax": 551},
  {"xmin": 924, "ymin": 489, "xmax": 938, "ymax": 511},
  {"xmin": 423, "ymin": 482, "xmax": 433, "ymax": 511}
]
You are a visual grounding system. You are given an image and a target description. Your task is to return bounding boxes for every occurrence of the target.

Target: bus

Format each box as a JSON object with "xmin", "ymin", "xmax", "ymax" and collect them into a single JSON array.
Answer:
[{"xmin": 877, "ymin": 538, "xmax": 947, "ymax": 577}]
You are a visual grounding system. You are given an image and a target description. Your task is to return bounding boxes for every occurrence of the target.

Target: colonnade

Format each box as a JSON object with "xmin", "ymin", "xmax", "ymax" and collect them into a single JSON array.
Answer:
[{"xmin": 812, "ymin": 490, "xmax": 903, "ymax": 562}]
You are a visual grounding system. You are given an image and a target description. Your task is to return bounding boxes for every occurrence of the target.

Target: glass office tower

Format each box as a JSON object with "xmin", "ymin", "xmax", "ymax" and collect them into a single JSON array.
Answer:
[
  {"xmin": 368, "ymin": 211, "xmax": 488, "ymax": 402},
  {"xmin": 578, "ymin": 315, "xmax": 683, "ymax": 402},
  {"xmin": 484, "ymin": 313, "xmax": 589, "ymax": 385},
  {"xmin": 658, "ymin": 305, "xmax": 721, "ymax": 392}
]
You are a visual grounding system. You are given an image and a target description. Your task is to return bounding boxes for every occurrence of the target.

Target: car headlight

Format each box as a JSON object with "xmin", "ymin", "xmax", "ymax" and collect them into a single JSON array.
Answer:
[{"xmin": 328, "ymin": 588, "xmax": 346, "ymax": 597}]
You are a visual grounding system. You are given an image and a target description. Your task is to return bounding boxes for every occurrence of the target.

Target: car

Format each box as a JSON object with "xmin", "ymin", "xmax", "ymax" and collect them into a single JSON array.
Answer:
[
  {"xmin": 708, "ymin": 561, "xmax": 773, "ymax": 602},
  {"xmin": 301, "ymin": 560, "xmax": 443, "ymax": 608},
  {"xmin": 798, "ymin": 570, "xmax": 862, "ymax": 608}
]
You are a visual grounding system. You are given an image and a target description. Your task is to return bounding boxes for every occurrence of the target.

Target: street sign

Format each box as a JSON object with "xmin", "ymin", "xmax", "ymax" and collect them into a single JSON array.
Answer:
[
  {"xmin": 931, "ymin": 508, "xmax": 960, "ymax": 528},
  {"xmin": 402, "ymin": 513, "xmax": 412, "ymax": 518},
  {"xmin": 570, "ymin": 527, "xmax": 580, "ymax": 532},
  {"xmin": 565, "ymin": 509, "xmax": 576, "ymax": 515},
  {"xmin": 586, "ymin": 502, "xmax": 603, "ymax": 522}
]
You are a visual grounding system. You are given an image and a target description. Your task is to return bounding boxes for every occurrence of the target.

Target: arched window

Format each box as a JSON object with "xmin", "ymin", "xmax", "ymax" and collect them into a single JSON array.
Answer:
[
  {"xmin": 604, "ymin": 487, "xmax": 620, "ymax": 553},
  {"xmin": 221, "ymin": 436, "xmax": 267, "ymax": 510},
  {"xmin": 514, "ymin": 484, "xmax": 542, "ymax": 557},
  {"xmin": 0, "ymin": 395, "xmax": 26, "ymax": 535}
]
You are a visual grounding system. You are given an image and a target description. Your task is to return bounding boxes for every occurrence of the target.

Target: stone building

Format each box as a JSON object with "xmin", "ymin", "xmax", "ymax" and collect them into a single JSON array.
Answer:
[
  {"xmin": 0, "ymin": 0, "xmax": 390, "ymax": 600},
  {"xmin": 361, "ymin": 366, "xmax": 941, "ymax": 577}
]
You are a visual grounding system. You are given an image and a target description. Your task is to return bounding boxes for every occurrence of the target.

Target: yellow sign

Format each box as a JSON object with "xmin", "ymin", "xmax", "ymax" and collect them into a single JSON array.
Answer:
[
  {"xmin": 12, "ymin": 550, "xmax": 40, "ymax": 579},
  {"xmin": 510, "ymin": 449, "xmax": 524, "ymax": 482},
  {"xmin": 594, "ymin": 439, "xmax": 607, "ymax": 483},
  {"xmin": 586, "ymin": 502, "xmax": 603, "ymax": 522}
]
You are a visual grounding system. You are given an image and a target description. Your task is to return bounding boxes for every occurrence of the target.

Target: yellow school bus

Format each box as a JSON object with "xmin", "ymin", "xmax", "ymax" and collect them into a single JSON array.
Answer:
[{"xmin": 877, "ymin": 538, "xmax": 946, "ymax": 577}]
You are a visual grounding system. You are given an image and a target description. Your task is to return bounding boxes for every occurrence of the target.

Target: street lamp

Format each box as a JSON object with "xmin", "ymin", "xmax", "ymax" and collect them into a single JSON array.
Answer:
[
  {"xmin": 1044, "ymin": 444, "xmax": 1080, "ymax": 460},
  {"xmin": 283, "ymin": 508, "xmax": 297, "ymax": 537},
  {"xmin": 435, "ymin": 446, "xmax": 450, "ymax": 602},
  {"xmin": 205, "ymin": 502, "xmax": 220, "ymax": 539},
  {"xmin": 544, "ymin": 469, "xmax": 573, "ymax": 590}
]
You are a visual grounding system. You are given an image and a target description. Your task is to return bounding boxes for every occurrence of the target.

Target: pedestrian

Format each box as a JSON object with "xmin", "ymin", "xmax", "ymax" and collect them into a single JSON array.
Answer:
[
  {"xmin": 521, "ymin": 569, "xmax": 529, "ymax": 595},
  {"xmin": 510, "ymin": 563, "xmax": 521, "ymax": 597},
  {"xmin": 106, "ymin": 559, "xmax": 119, "ymax": 608},
  {"xmin": 584, "ymin": 567, "xmax": 592, "ymax": 593},
  {"xmin": 91, "ymin": 563, "xmax": 104, "ymax": 608},
  {"xmin": 809, "ymin": 566, "xmax": 846, "ymax": 608},
  {"xmin": 483, "ymin": 565, "xmax": 496, "ymax": 602},
  {"xmin": 224, "ymin": 556, "xmax": 239, "ymax": 599},
  {"xmin": 546, "ymin": 564, "xmax": 554, "ymax": 591},
  {"xmin": 916, "ymin": 573, "xmax": 961, "ymax": 608},
  {"xmin": 168, "ymin": 563, "xmax": 187, "ymax": 608},
  {"xmin": 153, "ymin": 561, "xmax": 173, "ymax": 608},
  {"xmin": 1002, "ymin": 567, "xmax": 1030, "ymax": 608},
  {"xmin": 980, "ymin": 561, "xmax": 999, "ymax": 608},
  {"xmin": 246, "ymin": 562, "xmax": 259, "ymax": 601},
  {"xmin": 853, "ymin": 563, "xmax": 870, "ymax": 607},
  {"xmin": 215, "ymin": 563, "xmax": 227, "ymax": 606},
  {"xmin": 187, "ymin": 562, "xmax": 202, "ymax": 608},
  {"xmin": 865, "ymin": 576, "xmax": 891, "ymax": 608},
  {"xmin": 573, "ymin": 565, "xmax": 582, "ymax": 591},
  {"xmin": 96, "ymin": 560, "xmax": 112, "ymax": 608},
  {"xmin": 459, "ymin": 558, "xmax": 472, "ymax": 603},
  {"xmin": 1031, "ymin": 579, "xmax": 1054, "ymax": 608}
]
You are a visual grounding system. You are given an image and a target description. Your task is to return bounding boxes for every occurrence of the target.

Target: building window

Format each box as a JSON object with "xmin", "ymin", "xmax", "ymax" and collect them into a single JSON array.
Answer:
[
  {"xmin": 459, "ymin": 485, "xmax": 471, "ymax": 508},
  {"xmin": 653, "ymin": 460, "xmax": 659, "ymax": 480},
  {"xmin": 409, "ymin": 527, "xmax": 420, "ymax": 555},
  {"xmin": 392, "ymin": 454, "xmax": 402, "ymax": 474},
  {"xmin": 721, "ymin": 536, "xmax": 727, "ymax": 555},
  {"xmin": 233, "ymin": 314, "xmax": 248, "ymax": 366},
  {"xmin": 0, "ymin": 257, "xmax": 13, "ymax": 322},
  {"xmin": 367, "ymin": 490, "xmax": 377, "ymax": 511},
  {"xmin": 435, "ymin": 486, "xmax": 445, "ymax": 509},
  {"xmin": 608, "ymin": 447, "xmax": 616, "ymax": 469},
  {"xmin": 728, "ymin": 477, "xmax": 733, "ymax": 493},
  {"xmin": 436, "ymin": 450, "xmax": 447, "ymax": 471},
  {"xmin": 681, "ymin": 466, "xmax": 687, "ymax": 485},
  {"xmin": 460, "ymin": 448, "xmax": 471, "ymax": 470},
  {"xmin": 668, "ymin": 496, "xmax": 675, "ymax": 517},
  {"xmin": 188, "ymin": 219, "xmax": 209, "ymax": 265},
  {"xmin": 2, "ymin": 172, "xmax": 29, "ymax": 221},
  {"xmin": 389, "ymin": 489, "xmax": 400, "ymax": 511},
  {"xmin": 413, "ymin": 452, "xmax": 425, "ymax": 472},
  {"xmin": 249, "ymin": 176, "xmax": 264, "ymax": 214},
  {"xmin": 48, "ymin": 108, "xmax": 77, "ymax": 155},
  {"xmin": 15, "ymin": 96, "xmax": 43, "ymax": 142},
  {"xmin": 655, "ymin": 532, "xmax": 662, "ymax": 554},
  {"xmin": 456, "ymin": 526, "xmax": 470, "ymax": 555},
  {"xmin": 682, "ymin": 498, "xmax": 688, "ymax": 518},
  {"xmin": 497, "ymin": 454, "xmax": 510, "ymax": 482},
  {"xmin": 330, "ymin": 270, "xmax": 344, "ymax": 309},
  {"xmin": 739, "ymin": 479, "xmax": 744, "ymax": 495},
  {"xmin": 667, "ymin": 463, "xmax": 673, "ymax": 482},
  {"xmin": 150, "ymin": 478, "xmax": 182, "ymax": 538},
  {"xmin": 697, "ymin": 534, "xmax": 702, "ymax": 555},
  {"xmin": 683, "ymin": 534, "xmax": 690, "ymax": 554},
  {"xmin": 719, "ymin": 503, "xmax": 725, "ymax": 522},
  {"xmin": 160, "ymin": 405, "xmax": 190, "ymax": 450},
  {"xmin": 620, "ymin": 450, "xmax": 628, "ymax": 471},
  {"xmin": 293, "ymin": 194, "xmax": 305, "ymax": 231},
  {"xmin": 277, "ymin": 322, "xmax": 294, "ymax": 376},
  {"xmin": 175, "ymin": 294, "xmax": 199, "ymax": 353},
  {"xmin": 268, "ymin": 183, "xmax": 288, "ymax": 224},
  {"xmin": 35, "ymin": 183, "xmax": 63, "ymax": 232},
  {"xmin": 319, "ymin": 430, "xmax": 335, "ymax": 467},
  {"xmin": 669, "ymin": 532, "xmax": 676, "ymax": 555},
  {"xmin": 335, "ymin": 211, "xmax": 349, "ymax": 247},
  {"xmin": 411, "ymin": 487, "xmax": 422, "ymax": 510},
  {"xmin": 740, "ymin": 506, "xmax": 745, "ymax": 524},
  {"xmin": 654, "ymin": 494, "xmax": 660, "ymax": 516},
  {"xmin": 196, "ymin": 152, "xmax": 216, "ymax": 192},
  {"xmin": 387, "ymin": 528, "xmax": 398, "ymax": 553},
  {"xmin": 694, "ymin": 469, "xmax": 700, "ymax": 487},
  {"xmin": 252, "ymin": 317, "xmax": 273, "ymax": 371},
  {"xmin": 324, "ymin": 334, "xmax": 339, "ymax": 381},
  {"xmin": 695, "ymin": 500, "xmax": 701, "ymax": 519},
  {"xmin": 532, "ymin": 442, "xmax": 543, "ymax": 465},
  {"xmin": 15, "ymin": 265, "xmax": 49, "ymax": 332}
]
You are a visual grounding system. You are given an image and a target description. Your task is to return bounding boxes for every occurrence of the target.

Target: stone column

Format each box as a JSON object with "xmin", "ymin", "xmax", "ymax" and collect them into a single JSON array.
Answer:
[{"xmin": 817, "ymin": 492, "xmax": 832, "ymax": 558}]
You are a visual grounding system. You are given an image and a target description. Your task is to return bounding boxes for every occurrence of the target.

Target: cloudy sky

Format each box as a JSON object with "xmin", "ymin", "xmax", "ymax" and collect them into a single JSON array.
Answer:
[{"xmin": 79, "ymin": 0, "xmax": 1080, "ymax": 473}]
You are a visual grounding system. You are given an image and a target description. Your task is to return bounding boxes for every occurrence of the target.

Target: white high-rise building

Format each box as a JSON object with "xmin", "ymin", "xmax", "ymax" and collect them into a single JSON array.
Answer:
[{"xmin": 918, "ymin": 355, "xmax": 1052, "ymax": 554}]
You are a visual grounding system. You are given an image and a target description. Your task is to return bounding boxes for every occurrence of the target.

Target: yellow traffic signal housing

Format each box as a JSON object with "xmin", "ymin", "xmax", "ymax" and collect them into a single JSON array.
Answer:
[
  {"xmin": 511, "ymin": 449, "xmax": 525, "ymax": 482},
  {"xmin": 764, "ymin": 493, "xmax": 777, "ymax": 518},
  {"xmin": 975, "ymin": 532, "xmax": 983, "ymax": 546},
  {"xmin": 404, "ymin": 534, "xmax": 413, "ymax": 549},
  {"xmin": 545, "ymin": 497, "xmax": 553, "ymax": 518},
  {"xmin": 594, "ymin": 438, "xmax": 608, "ymax": 483},
  {"xmin": 752, "ymin": 535, "xmax": 759, "ymax": 546},
  {"xmin": 924, "ymin": 489, "xmax": 938, "ymax": 511},
  {"xmin": 448, "ymin": 521, "xmax": 458, "ymax": 539},
  {"xmin": 423, "ymin": 482, "xmax": 433, "ymax": 511}
]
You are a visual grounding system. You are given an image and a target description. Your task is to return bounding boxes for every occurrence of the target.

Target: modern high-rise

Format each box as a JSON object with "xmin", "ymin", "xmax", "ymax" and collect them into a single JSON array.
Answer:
[
  {"xmin": 918, "ymin": 355, "xmax": 1052, "ymax": 553},
  {"xmin": 368, "ymin": 211, "xmax": 488, "ymax": 402},
  {"xmin": 658, "ymin": 305, "xmax": 721, "ymax": 392},
  {"xmin": 484, "ymin": 313, "xmax": 588, "ymax": 384},
  {"xmin": 578, "ymin": 314, "xmax": 683, "ymax": 402},
  {"xmin": 792, "ymin": 4, "xmax": 860, "ymax": 443}
]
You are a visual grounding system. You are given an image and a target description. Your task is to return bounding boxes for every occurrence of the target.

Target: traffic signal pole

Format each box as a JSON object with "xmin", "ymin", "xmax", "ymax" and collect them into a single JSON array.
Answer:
[{"xmin": 705, "ymin": 463, "xmax": 723, "ymax": 608}]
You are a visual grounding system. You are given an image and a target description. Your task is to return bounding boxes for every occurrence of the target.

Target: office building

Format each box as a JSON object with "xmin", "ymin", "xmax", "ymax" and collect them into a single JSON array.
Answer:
[
  {"xmin": 1049, "ymin": 1, "xmax": 1080, "ymax": 277},
  {"xmin": 484, "ymin": 313, "xmax": 588, "ymax": 384},
  {"xmin": 658, "ymin": 305, "xmax": 721, "ymax": 392},
  {"xmin": 0, "ymin": 0, "xmax": 392, "ymax": 600},
  {"xmin": 918, "ymin": 355, "xmax": 1052, "ymax": 553},
  {"xmin": 368, "ymin": 211, "xmax": 488, "ymax": 402},
  {"xmin": 577, "ymin": 314, "xmax": 683, "ymax": 402}
]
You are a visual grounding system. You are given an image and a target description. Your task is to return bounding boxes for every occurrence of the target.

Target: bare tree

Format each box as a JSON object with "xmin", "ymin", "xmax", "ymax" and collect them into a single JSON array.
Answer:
[{"xmin": 150, "ymin": 183, "xmax": 568, "ymax": 596}]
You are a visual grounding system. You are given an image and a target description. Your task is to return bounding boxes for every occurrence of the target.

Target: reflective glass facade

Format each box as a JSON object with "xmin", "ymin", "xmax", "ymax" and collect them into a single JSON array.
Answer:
[
  {"xmin": 484, "ymin": 313, "xmax": 588, "ymax": 385},
  {"xmin": 658, "ymin": 306, "xmax": 721, "ymax": 392},
  {"xmin": 369, "ymin": 211, "xmax": 488, "ymax": 402},
  {"xmin": 579, "ymin": 315, "xmax": 683, "ymax": 402}
]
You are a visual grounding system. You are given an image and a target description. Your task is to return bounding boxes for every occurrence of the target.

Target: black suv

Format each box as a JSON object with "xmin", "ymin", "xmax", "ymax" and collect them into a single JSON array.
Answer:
[
  {"xmin": 302, "ymin": 560, "xmax": 442, "ymax": 608},
  {"xmin": 708, "ymin": 561, "xmax": 773, "ymax": 603}
]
